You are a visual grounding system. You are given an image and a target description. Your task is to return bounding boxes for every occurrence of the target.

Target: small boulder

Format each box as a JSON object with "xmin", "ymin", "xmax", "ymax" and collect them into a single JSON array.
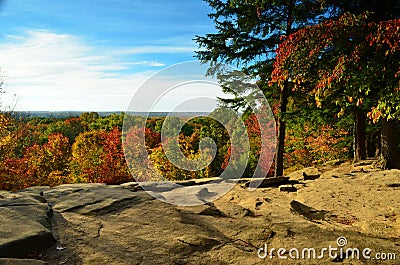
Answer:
[
  {"xmin": 246, "ymin": 176, "xmax": 290, "ymax": 188},
  {"xmin": 279, "ymin": 185, "xmax": 297, "ymax": 192},
  {"xmin": 0, "ymin": 192, "xmax": 55, "ymax": 258},
  {"xmin": 323, "ymin": 159, "xmax": 345, "ymax": 166},
  {"xmin": 302, "ymin": 171, "xmax": 321, "ymax": 181}
]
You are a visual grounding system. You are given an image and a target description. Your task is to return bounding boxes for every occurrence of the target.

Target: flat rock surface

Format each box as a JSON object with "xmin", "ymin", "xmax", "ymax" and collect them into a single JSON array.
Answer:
[
  {"xmin": 1, "ymin": 162, "xmax": 400, "ymax": 264},
  {"xmin": 0, "ymin": 259, "xmax": 48, "ymax": 265},
  {"xmin": 0, "ymin": 192, "xmax": 55, "ymax": 258}
]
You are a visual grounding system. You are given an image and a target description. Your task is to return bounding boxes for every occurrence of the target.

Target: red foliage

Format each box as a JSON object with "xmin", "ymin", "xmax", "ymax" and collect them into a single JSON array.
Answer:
[
  {"xmin": 270, "ymin": 12, "xmax": 400, "ymax": 115},
  {"xmin": 0, "ymin": 132, "xmax": 72, "ymax": 190},
  {"xmin": 0, "ymin": 158, "xmax": 35, "ymax": 190},
  {"xmin": 98, "ymin": 128, "xmax": 131, "ymax": 184},
  {"xmin": 72, "ymin": 128, "xmax": 132, "ymax": 184},
  {"xmin": 284, "ymin": 125, "xmax": 349, "ymax": 170},
  {"xmin": 222, "ymin": 112, "xmax": 275, "ymax": 178},
  {"xmin": 145, "ymin": 127, "xmax": 161, "ymax": 149}
]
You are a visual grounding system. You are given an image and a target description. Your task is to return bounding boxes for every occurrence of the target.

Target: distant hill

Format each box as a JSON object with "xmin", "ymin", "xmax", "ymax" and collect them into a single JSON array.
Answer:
[{"xmin": 15, "ymin": 111, "xmax": 211, "ymax": 118}]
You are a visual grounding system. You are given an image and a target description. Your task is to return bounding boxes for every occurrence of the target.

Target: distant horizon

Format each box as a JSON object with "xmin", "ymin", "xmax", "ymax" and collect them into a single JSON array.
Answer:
[
  {"xmin": 13, "ymin": 110, "xmax": 215, "ymax": 118},
  {"xmin": 14, "ymin": 110, "xmax": 216, "ymax": 114}
]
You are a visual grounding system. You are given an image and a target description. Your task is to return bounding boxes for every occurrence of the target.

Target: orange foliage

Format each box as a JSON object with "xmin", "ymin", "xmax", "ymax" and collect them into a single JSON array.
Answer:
[
  {"xmin": 71, "ymin": 128, "xmax": 131, "ymax": 184},
  {"xmin": 285, "ymin": 125, "xmax": 349, "ymax": 171}
]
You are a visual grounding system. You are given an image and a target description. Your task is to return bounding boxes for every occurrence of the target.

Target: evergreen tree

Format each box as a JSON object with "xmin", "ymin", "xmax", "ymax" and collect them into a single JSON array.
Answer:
[{"xmin": 195, "ymin": 0, "xmax": 334, "ymax": 176}]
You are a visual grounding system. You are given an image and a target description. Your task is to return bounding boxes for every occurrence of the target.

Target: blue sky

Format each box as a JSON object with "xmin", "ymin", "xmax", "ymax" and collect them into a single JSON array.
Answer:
[{"xmin": 0, "ymin": 0, "xmax": 226, "ymax": 111}]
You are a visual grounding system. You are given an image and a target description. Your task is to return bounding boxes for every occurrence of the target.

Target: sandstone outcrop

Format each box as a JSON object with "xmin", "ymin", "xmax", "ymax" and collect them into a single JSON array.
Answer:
[{"xmin": 1, "ymin": 162, "xmax": 399, "ymax": 264}]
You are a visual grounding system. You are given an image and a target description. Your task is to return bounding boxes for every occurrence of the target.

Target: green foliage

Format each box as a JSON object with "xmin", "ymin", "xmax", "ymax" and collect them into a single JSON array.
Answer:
[
  {"xmin": 0, "ymin": 110, "xmax": 356, "ymax": 190},
  {"xmin": 195, "ymin": 0, "xmax": 345, "ymax": 177},
  {"xmin": 271, "ymin": 12, "xmax": 400, "ymax": 122},
  {"xmin": 195, "ymin": 0, "xmax": 332, "ymax": 108},
  {"xmin": 285, "ymin": 122, "xmax": 351, "ymax": 172},
  {"xmin": 42, "ymin": 117, "xmax": 86, "ymax": 144}
]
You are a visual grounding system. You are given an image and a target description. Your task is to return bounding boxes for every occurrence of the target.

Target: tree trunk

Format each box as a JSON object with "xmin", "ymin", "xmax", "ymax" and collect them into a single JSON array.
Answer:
[
  {"xmin": 367, "ymin": 128, "xmax": 381, "ymax": 158},
  {"xmin": 380, "ymin": 118, "xmax": 400, "ymax": 169},
  {"xmin": 274, "ymin": 83, "xmax": 289, "ymax": 177},
  {"xmin": 353, "ymin": 109, "xmax": 366, "ymax": 162},
  {"xmin": 375, "ymin": 132, "xmax": 381, "ymax": 158},
  {"xmin": 274, "ymin": 1, "xmax": 293, "ymax": 177}
]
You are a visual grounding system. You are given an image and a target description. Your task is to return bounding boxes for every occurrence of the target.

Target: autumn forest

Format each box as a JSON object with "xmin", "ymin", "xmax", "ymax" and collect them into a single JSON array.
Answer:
[{"xmin": 1, "ymin": 0, "xmax": 400, "ymax": 191}]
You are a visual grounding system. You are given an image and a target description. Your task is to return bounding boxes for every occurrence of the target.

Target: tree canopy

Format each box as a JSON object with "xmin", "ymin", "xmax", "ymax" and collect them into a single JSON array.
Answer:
[{"xmin": 196, "ymin": 0, "xmax": 400, "ymax": 171}]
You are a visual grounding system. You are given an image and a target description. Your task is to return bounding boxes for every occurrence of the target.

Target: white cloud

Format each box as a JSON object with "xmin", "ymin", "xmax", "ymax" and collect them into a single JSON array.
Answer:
[
  {"xmin": 0, "ymin": 30, "xmax": 166, "ymax": 111},
  {"xmin": 116, "ymin": 45, "xmax": 195, "ymax": 55},
  {"xmin": 148, "ymin": 61, "xmax": 166, "ymax": 67},
  {"xmin": 123, "ymin": 61, "xmax": 166, "ymax": 67},
  {"xmin": 0, "ymin": 30, "xmax": 225, "ymax": 112}
]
